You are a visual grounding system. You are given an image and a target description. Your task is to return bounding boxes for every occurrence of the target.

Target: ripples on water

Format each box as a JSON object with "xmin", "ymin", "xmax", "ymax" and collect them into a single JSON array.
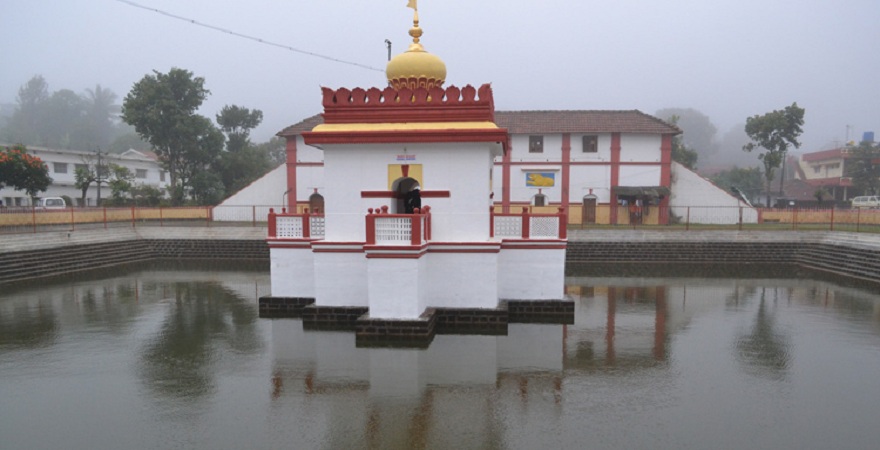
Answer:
[{"xmin": 1, "ymin": 261, "xmax": 879, "ymax": 449}]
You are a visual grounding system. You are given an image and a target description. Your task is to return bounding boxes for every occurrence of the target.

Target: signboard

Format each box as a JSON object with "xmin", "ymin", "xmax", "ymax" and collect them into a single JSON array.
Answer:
[{"xmin": 525, "ymin": 172, "xmax": 555, "ymax": 187}]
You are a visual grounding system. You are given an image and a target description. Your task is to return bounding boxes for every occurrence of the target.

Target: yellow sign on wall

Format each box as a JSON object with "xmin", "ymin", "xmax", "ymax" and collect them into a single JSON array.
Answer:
[{"xmin": 388, "ymin": 164, "xmax": 423, "ymax": 189}]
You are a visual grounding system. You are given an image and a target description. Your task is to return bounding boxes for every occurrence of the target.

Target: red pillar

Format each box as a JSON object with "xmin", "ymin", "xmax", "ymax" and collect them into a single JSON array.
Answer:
[
  {"xmin": 502, "ymin": 143, "xmax": 512, "ymax": 213},
  {"xmin": 609, "ymin": 133, "xmax": 621, "ymax": 225},
  {"xmin": 659, "ymin": 134, "xmax": 673, "ymax": 225},
  {"xmin": 561, "ymin": 133, "xmax": 571, "ymax": 215},
  {"xmin": 285, "ymin": 137, "xmax": 298, "ymax": 211}
]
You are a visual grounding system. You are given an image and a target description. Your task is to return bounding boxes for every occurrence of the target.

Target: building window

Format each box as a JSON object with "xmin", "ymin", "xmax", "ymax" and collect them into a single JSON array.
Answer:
[
  {"xmin": 813, "ymin": 166, "xmax": 821, "ymax": 174},
  {"xmin": 828, "ymin": 163, "xmax": 840, "ymax": 169},
  {"xmin": 53, "ymin": 162, "xmax": 68, "ymax": 174},
  {"xmin": 136, "ymin": 169, "xmax": 148, "ymax": 179},
  {"xmin": 160, "ymin": 171, "xmax": 166, "ymax": 182},
  {"xmin": 583, "ymin": 135, "xmax": 598, "ymax": 153},
  {"xmin": 529, "ymin": 135, "xmax": 544, "ymax": 153}
]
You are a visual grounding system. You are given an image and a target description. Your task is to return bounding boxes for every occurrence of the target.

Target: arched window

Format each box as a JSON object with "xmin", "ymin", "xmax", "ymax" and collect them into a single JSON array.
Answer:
[
  {"xmin": 309, "ymin": 192, "xmax": 324, "ymax": 213},
  {"xmin": 391, "ymin": 177, "xmax": 420, "ymax": 213}
]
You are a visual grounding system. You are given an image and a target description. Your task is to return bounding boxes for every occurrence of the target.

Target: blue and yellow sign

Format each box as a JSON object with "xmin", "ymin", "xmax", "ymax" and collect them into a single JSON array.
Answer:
[{"xmin": 525, "ymin": 172, "xmax": 555, "ymax": 187}]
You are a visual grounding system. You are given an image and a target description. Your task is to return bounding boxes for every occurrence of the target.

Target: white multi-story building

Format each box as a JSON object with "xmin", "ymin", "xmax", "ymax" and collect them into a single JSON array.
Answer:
[{"xmin": 0, "ymin": 144, "xmax": 168, "ymax": 207}]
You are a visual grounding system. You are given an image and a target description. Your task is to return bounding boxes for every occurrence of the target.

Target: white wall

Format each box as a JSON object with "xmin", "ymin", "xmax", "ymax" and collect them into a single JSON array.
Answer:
[
  {"xmin": 670, "ymin": 162, "xmax": 758, "ymax": 224},
  {"xmin": 620, "ymin": 134, "xmax": 661, "ymax": 162}
]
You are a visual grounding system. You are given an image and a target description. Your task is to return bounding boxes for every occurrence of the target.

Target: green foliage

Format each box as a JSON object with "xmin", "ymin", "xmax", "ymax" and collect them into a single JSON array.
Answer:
[
  {"xmin": 665, "ymin": 115, "xmax": 699, "ymax": 170},
  {"xmin": 107, "ymin": 164, "xmax": 135, "ymax": 204},
  {"xmin": 709, "ymin": 166, "xmax": 765, "ymax": 203},
  {"xmin": 189, "ymin": 171, "xmax": 225, "ymax": 205},
  {"xmin": 656, "ymin": 108, "xmax": 717, "ymax": 155},
  {"xmin": 216, "ymin": 105, "xmax": 263, "ymax": 153},
  {"xmin": 213, "ymin": 104, "xmax": 273, "ymax": 197},
  {"xmin": 255, "ymin": 137, "xmax": 287, "ymax": 166},
  {"xmin": 74, "ymin": 165, "xmax": 98, "ymax": 206},
  {"xmin": 131, "ymin": 184, "xmax": 165, "ymax": 206},
  {"xmin": 742, "ymin": 102, "xmax": 805, "ymax": 206},
  {"xmin": 0, "ymin": 144, "xmax": 52, "ymax": 197},
  {"xmin": 121, "ymin": 68, "xmax": 218, "ymax": 205},
  {"xmin": 2, "ymin": 76, "xmax": 123, "ymax": 151},
  {"xmin": 845, "ymin": 140, "xmax": 880, "ymax": 196}
]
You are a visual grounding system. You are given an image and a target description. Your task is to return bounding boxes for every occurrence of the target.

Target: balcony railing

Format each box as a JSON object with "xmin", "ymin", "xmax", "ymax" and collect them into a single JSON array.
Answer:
[
  {"xmin": 491, "ymin": 207, "xmax": 567, "ymax": 239},
  {"xmin": 267, "ymin": 208, "xmax": 325, "ymax": 239},
  {"xmin": 365, "ymin": 205, "xmax": 431, "ymax": 246}
]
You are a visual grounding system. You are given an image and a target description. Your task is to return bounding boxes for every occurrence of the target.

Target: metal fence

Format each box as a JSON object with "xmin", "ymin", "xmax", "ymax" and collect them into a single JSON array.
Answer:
[{"xmin": 4, "ymin": 204, "xmax": 880, "ymax": 235}]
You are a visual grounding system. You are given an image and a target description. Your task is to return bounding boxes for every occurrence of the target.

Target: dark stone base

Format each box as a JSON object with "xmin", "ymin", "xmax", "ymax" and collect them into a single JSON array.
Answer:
[
  {"xmin": 283, "ymin": 300, "xmax": 573, "ymax": 347},
  {"xmin": 258, "ymin": 296, "xmax": 315, "ymax": 317},
  {"xmin": 433, "ymin": 307, "xmax": 509, "ymax": 335},
  {"xmin": 355, "ymin": 310, "xmax": 437, "ymax": 348},
  {"xmin": 504, "ymin": 300, "xmax": 575, "ymax": 324},
  {"xmin": 302, "ymin": 306, "xmax": 369, "ymax": 331}
]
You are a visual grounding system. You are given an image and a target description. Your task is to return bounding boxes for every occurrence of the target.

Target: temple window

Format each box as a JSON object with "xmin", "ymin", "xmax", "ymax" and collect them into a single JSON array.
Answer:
[
  {"xmin": 53, "ymin": 162, "xmax": 68, "ymax": 174},
  {"xmin": 583, "ymin": 135, "xmax": 598, "ymax": 153},
  {"xmin": 529, "ymin": 135, "xmax": 544, "ymax": 153}
]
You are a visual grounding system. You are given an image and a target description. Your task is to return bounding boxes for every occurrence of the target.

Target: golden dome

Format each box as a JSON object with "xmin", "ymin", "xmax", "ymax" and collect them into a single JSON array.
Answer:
[{"xmin": 386, "ymin": 9, "xmax": 446, "ymax": 90}]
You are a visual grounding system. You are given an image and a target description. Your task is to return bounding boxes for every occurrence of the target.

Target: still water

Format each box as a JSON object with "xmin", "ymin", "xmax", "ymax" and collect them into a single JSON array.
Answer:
[{"xmin": 2, "ymin": 261, "xmax": 880, "ymax": 450}]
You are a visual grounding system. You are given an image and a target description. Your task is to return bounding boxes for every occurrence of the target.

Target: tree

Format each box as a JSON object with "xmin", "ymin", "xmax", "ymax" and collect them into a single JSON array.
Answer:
[
  {"xmin": 189, "ymin": 171, "xmax": 225, "ymax": 205},
  {"xmin": 216, "ymin": 105, "xmax": 263, "ymax": 153},
  {"xmin": 121, "ymin": 68, "xmax": 211, "ymax": 205},
  {"xmin": 43, "ymin": 89, "xmax": 86, "ymax": 149},
  {"xmin": 175, "ymin": 115, "xmax": 225, "ymax": 203},
  {"xmin": 742, "ymin": 103, "xmax": 805, "ymax": 207},
  {"xmin": 74, "ymin": 165, "xmax": 98, "ymax": 207},
  {"xmin": 107, "ymin": 164, "xmax": 135, "ymax": 204},
  {"xmin": 665, "ymin": 115, "xmax": 699, "ymax": 170},
  {"xmin": 709, "ymin": 166, "xmax": 765, "ymax": 204},
  {"xmin": 3, "ymin": 75, "xmax": 49, "ymax": 145},
  {"xmin": 0, "ymin": 144, "xmax": 52, "ymax": 198},
  {"xmin": 656, "ymin": 108, "xmax": 717, "ymax": 158},
  {"xmin": 256, "ymin": 137, "xmax": 287, "ymax": 166},
  {"xmin": 845, "ymin": 140, "xmax": 880, "ymax": 196},
  {"xmin": 82, "ymin": 85, "xmax": 119, "ymax": 151},
  {"xmin": 214, "ymin": 105, "xmax": 272, "ymax": 196}
]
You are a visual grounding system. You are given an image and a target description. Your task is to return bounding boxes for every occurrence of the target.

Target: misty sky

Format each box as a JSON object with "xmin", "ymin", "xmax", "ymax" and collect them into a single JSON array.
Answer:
[{"xmin": 3, "ymin": 0, "xmax": 878, "ymax": 153}]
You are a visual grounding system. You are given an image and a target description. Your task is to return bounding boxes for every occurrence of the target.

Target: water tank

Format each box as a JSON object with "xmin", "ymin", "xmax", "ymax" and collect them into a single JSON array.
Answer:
[{"xmin": 864, "ymin": 131, "xmax": 875, "ymax": 143}]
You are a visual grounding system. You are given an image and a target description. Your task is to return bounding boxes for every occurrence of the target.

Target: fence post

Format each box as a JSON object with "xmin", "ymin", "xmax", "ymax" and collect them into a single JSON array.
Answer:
[
  {"xmin": 206, "ymin": 206, "xmax": 211, "ymax": 227},
  {"xmin": 31, "ymin": 206, "xmax": 36, "ymax": 234},
  {"xmin": 685, "ymin": 207, "xmax": 690, "ymax": 231},
  {"xmin": 365, "ymin": 208, "xmax": 376, "ymax": 245},
  {"xmin": 103, "ymin": 207, "xmax": 107, "ymax": 229},
  {"xmin": 411, "ymin": 210, "xmax": 422, "ymax": 245},
  {"xmin": 303, "ymin": 208, "xmax": 311, "ymax": 239},
  {"xmin": 268, "ymin": 208, "xmax": 276, "ymax": 238},
  {"xmin": 131, "ymin": 206, "xmax": 136, "ymax": 228},
  {"xmin": 521, "ymin": 207, "xmax": 530, "ymax": 239},
  {"xmin": 738, "ymin": 207, "xmax": 743, "ymax": 231},
  {"xmin": 857, "ymin": 208, "xmax": 861, "ymax": 233},
  {"xmin": 791, "ymin": 208, "xmax": 797, "ymax": 230},
  {"xmin": 489, "ymin": 206, "xmax": 495, "ymax": 238},
  {"xmin": 252, "ymin": 205, "xmax": 256, "ymax": 227},
  {"xmin": 558, "ymin": 207, "xmax": 567, "ymax": 239},
  {"xmin": 829, "ymin": 207, "xmax": 834, "ymax": 231},
  {"xmin": 70, "ymin": 207, "xmax": 75, "ymax": 232},
  {"xmin": 159, "ymin": 206, "xmax": 164, "ymax": 227}
]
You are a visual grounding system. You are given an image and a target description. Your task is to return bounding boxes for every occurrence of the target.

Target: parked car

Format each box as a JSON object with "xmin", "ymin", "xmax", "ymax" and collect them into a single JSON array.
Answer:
[
  {"xmin": 38, "ymin": 197, "xmax": 67, "ymax": 209},
  {"xmin": 851, "ymin": 195, "xmax": 880, "ymax": 209}
]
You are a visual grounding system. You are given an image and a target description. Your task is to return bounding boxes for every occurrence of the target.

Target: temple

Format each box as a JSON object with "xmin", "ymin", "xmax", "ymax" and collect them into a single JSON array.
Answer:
[{"xmin": 261, "ymin": 4, "xmax": 572, "ymax": 345}]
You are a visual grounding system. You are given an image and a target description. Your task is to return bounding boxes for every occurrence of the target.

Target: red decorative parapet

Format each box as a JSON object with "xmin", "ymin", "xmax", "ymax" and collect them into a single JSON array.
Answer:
[
  {"xmin": 268, "ymin": 207, "xmax": 325, "ymax": 239},
  {"xmin": 365, "ymin": 205, "xmax": 432, "ymax": 246},
  {"xmin": 491, "ymin": 207, "xmax": 567, "ymax": 239},
  {"xmin": 319, "ymin": 84, "xmax": 496, "ymax": 124}
]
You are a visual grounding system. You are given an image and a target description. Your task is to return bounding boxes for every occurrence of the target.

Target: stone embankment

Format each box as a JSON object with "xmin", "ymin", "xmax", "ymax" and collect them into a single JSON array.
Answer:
[{"xmin": 1, "ymin": 227, "xmax": 880, "ymax": 285}]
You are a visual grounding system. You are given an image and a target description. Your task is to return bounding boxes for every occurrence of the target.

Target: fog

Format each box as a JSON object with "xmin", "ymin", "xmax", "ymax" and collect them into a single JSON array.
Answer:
[{"xmin": 3, "ymin": 0, "xmax": 878, "ymax": 157}]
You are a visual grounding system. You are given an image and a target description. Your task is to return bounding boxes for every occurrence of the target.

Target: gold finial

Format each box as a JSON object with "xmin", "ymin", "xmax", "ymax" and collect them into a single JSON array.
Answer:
[{"xmin": 407, "ymin": 1, "xmax": 421, "ymax": 46}]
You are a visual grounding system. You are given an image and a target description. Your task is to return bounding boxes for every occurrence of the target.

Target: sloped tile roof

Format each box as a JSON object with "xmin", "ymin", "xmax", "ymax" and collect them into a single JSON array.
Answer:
[
  {"xmin": 495, "ymin": 110, "xmax": 680, "ymax": 135},
  {"xmin": 277, "ymin": 110, "xmax": 681, "ymax": 136},
  {"xmin": 277, "ymin": 114, "xmax": 324, "ymax": 137}
]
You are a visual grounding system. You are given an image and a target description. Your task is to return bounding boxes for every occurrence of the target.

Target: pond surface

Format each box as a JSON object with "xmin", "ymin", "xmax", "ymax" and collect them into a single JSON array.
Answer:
[{"xmin": 2, "ymin": 261, "xmax": 880, "ymax": 449}]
